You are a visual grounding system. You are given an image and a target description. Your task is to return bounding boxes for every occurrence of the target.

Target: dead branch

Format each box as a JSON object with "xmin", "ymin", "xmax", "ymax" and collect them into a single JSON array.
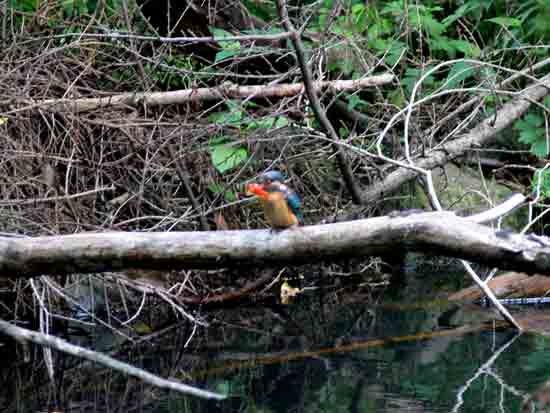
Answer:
[
  {"xmin": 449, "ymin": 272, "xmax": 550, "ymax": 302},
  {"xmin": 180, "ymin": 268, "xmax": 277, "ymax": 306},
  {"xmin": 21, "ymin": 75, "xmax": 395, "ymax": 113},
  {"xmin": 0, "ymin": 318, "xmax": 224, "ymax": 400},
  {"xmin": 0, "ymin": 185, "xmax": 114, "ymax": 206},
  {"xmin": 49, "ymin": 30, "xmax": 293, "ymax": 44},
  {"xmin": 276, "ymin": 0, "xmax": 365, "ymax": 204},
  {"xmin": 0, "ymin": 210, "xmax": 549, "ymax": 278}
]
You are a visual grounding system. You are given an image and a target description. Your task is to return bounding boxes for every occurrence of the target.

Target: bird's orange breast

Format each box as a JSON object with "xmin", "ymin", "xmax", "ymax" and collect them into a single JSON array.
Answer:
[{"xmin": 260, "ymin": 192, "xmax": 299, "ymax": 228}]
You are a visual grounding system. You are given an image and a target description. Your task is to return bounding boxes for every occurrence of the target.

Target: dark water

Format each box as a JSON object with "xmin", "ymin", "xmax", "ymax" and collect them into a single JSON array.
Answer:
[{"xmin": 3, "ymin": 268, "xmax": 550, "ymax": 412}]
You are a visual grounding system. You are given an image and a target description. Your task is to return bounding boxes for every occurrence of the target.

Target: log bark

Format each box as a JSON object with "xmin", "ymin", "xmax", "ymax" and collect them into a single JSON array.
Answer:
[{"xmin": 0, "ymin": 211, "xmax": 549, "ymax": 278}]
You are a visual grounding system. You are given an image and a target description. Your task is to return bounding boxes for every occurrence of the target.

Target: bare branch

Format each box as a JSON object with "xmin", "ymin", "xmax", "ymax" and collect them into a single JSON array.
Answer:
[
  {"xmin": 14, "ymin": 75, "xmax": 394, "ymax": 114},
  {"xmin": 276, "ymin": 0, "xmax": 366, "ymax": 204},
  {"xmin": 47, "ymin": 30, "xmax": 294, "ymax": 44},
  {"xmin": 0, "ymin": 186, "xmax": 115, "ymax": 206}
]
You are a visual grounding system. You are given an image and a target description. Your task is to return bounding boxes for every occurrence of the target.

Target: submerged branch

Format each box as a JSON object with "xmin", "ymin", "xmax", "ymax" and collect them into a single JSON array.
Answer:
[
  {"xmin": 0, "ymin": 319, "xmax": 224, "ymax": 400},
  {"xmin": 0, "ymin": 210, "xmax": 548, "ymax": 278}
]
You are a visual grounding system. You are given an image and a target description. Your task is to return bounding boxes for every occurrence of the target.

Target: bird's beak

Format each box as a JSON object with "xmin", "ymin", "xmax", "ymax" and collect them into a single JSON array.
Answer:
[
  {"xmin": 246, "ymin": 183, "xmax": 268, "ymax": 198},
  {"xmin": 245, "ymin": 182, "xmax": 261, "ymax": 196}
]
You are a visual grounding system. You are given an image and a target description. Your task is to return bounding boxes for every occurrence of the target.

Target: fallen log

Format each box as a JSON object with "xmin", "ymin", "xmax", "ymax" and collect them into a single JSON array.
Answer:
[
  {"xmin": 449, "ymin": 272, "xmax": 550, "ymax": 301},
  {"xmin": 0, "ymin": 211, "xmax": 548, "ymax": 278}
]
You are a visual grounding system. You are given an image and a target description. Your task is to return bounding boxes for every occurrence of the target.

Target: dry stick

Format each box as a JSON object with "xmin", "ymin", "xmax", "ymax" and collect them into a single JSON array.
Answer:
[
  {"xmin": 48, "ymin": 30, "xmax": 294, "ymax": 44},
  {"xmin": 178, "ymin": 269, "xmax": 277, "ymax": 306},
  {"xmin": 121, "ymin": 0, "xmax": 147, "ymax": 85},
  {"xmin": 276, "ymin": 0, "xmax": 364, "ymax": 204},
  {"xmin": 377, "ymin": 64, "xmax": 549, "ymax": 331},
  {"xmin": 0, "ymin": 319, "xmax": 224, "ymax": 399},
  {"xmin": 167, "ymin": 146, "xmax": 210, "ymax": 231},
  {"xmin": 1, "ymin": 0, "xmax": 7, "ymax": 40},
  {"xmin": 19, "ymin": 76, "xmax": 394, "ymax": 114}
]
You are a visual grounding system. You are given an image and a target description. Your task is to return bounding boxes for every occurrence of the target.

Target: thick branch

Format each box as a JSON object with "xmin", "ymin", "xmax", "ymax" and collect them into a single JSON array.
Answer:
[
  {"xmin": 0, "ymin": 212, "xmax": 549, "ymax": 277},
  {"xmin": 361, "ymin": 74, "xmax": 550, "ymax": 204},
  {"xmin": 22, "ymin": 76, "xmax": 394, "ymax": 113},
  {"xmin": 276, "ymin": 0, "xmax": 365, "ymax": 204}
]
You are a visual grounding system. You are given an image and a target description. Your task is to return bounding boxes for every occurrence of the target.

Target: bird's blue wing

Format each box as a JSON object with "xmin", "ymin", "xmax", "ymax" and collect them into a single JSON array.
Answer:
[{"xmin": 286, "ymin": 190, "xmax": 303, "ymax": 224}]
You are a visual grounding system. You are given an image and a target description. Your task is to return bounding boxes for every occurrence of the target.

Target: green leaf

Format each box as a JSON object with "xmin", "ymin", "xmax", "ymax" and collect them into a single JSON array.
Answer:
[
  {"xmin": 352, "ymin": 4, "xmax": 367, "ymax": 31},
  {"xmin": 247, "ymin": 117, "xmax": 274, "ymax": 130},
  {"xmin": 449, "ymin": 40, "xmax": 481, "ymax": 57},
  {"xmin": 214, "ymin": 381, "xmax": 231, "ymax": 397},
  {"xmin": 275, "ymin": 117, "xmax": 289, "ymax": 128},
  {"xmin": 402, "ymin": 67, "xmax": 436, "ymax": 95},
  {"xmin": 524, "ymin": 113, "xmax": 544, "ymax": 127},
  {"xmin": 339, "ymin": 126, "xmax": 350, "ymax": 138},
  {"xmin": 515, "ymin": 111, "xmax": 547, "ymax": 158},
  {"xmin": 383, "ymin": 41, "xmax": 406, "ymax": 66},
  {"xmin": 210, "ymin": 28, "xmax": 240, "ymax": 50},
  {"xmin": 241, "ymin": 1, "xmax": 274, "ymax": 21},
  {"xmin": 443, "ymin": 61, "xmax": 476, "ymax": 89},
  {"xmin": 411, "ymin": 13, "xmax": 445, "ymax": 37},
  {"xmin": 207, "ymin": 184, "xmax": 237, "ymax": 202},
  {"xmin": 486, "ymin": 17, "xmax": 522, "ymax": 28},
  {"xmin": 517, "ymin": 128, "xmax": 541, "ymax": 145},
  {"xmin": 442, "ymin": 4, "xmax": 473, "ymax": 26},
  {"xmin": 347, "ymin": 94, "xmax": 368, "ymax": 112},
  {"xmin": 210, "ymin": 144, "xmax": 248, "ymax": 174},
  {"xmin": 530, "ymin": 139, "xmax": 549, "ymax": 159},
  {"xmin": 209, "ymin": 101, "xmax": 244, "ymax": 125},
  {"xmin": 532, "ymin": 170, "xmax": 550, "ymax": 199},
  {"xmin": 215, "ymin": 49, "xmax": 241, "ymax": 63}
]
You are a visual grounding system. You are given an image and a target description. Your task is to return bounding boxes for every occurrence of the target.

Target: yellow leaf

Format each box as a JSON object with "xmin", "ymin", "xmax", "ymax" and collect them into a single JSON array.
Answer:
[
  {"xmin": 280, "ymin": 281, "xmax": 301, "ymax": 304},
  {"xmin": 133, "ymin": 322, "xmax": 152, "ymax": 335}
]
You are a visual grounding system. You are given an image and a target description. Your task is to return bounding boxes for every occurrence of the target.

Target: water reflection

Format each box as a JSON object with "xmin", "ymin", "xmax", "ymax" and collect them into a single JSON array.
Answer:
[{"xmin": 3, "ymin": 290, "xmax": 550, "ymax": 412}]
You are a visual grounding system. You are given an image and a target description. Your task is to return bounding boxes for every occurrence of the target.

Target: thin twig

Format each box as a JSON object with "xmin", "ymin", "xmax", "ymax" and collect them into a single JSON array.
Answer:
[
  {"xmin": 0, "ymin": 186, "xmax": 115, "ymax": 207},
  {"xmin": 276, "ymin": 0, "xmax": 365, "ymax": 204},
  {"xmin": 167, "ymin": 146, "xmax": 210, "ymax": 231}
]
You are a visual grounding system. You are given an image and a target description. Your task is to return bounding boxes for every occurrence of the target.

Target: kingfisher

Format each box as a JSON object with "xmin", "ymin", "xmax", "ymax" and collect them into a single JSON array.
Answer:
[{"xmin": 247, "ymin": 170, "xmax": 303, "ymax": 229}]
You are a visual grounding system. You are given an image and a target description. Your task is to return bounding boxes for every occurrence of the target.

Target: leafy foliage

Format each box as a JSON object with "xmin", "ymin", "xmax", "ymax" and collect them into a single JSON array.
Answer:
[
  {"xmin": 10, "ymin": 0, "xmax": 124, "ymax": 24},
  {"xmin": 211, "ymin": 27, "xmax": 242, "ymax": 63},
  {"xmin": 210, "ymin": 140, "xmax": 249, "ymax": 174},
  {"xmin": 514, "ymin": 97, "xmax": 550, "ymax": 159},
  {"xmin": 144, "ymin": 55, "xmax": 196, "ymax": 90},
  {"xmin": 532, "ymin": 169, "xmax": 550, "ymax": 200},
  {"xmin": 207, "ymin": 183, "xmax": 238, "ymax": 202}
]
